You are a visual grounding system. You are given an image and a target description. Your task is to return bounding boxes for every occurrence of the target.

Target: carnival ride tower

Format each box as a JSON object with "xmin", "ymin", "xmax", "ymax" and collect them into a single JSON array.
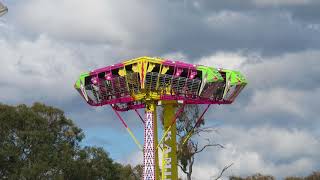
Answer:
[{"xmin": 74, "ymin": 57, "xmax": 247, "ymax": 180}]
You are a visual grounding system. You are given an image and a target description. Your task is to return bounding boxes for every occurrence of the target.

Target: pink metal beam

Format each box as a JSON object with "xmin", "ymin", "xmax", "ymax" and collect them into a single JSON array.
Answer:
[
  {"xmin": 90, "ymin": 62, "xmax": 124, "ymax": 75},
  {"xmin": 134, "ymin": 109, "xmax": 145, "ymax": 124},
  {"xmin": 111, "ymin": 106, "xmax": 143, "ymax": 150}
]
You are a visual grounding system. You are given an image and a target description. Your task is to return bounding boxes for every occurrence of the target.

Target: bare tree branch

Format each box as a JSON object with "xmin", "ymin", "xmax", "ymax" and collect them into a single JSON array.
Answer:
[
  {"xmin": 170, "ymin": 105, "xmax": 227, "ymax": 179},
  {"xmin": 194, "ymin": 127, "xmax": 218, "ymax": 134},
  {"xmin": 192, "ymin": 143, "xmax": 224, "ymax": 156},
  {"xmin": 178, "ymin": 164, "xmax": 188, "ymax": 174},
  {"xmin": 189, "ymin": 155, "xmax": 194, "ymax": 176},
  {"xmin": 212, "ymin": 163, "xmax": 234, "ymax": 180}
]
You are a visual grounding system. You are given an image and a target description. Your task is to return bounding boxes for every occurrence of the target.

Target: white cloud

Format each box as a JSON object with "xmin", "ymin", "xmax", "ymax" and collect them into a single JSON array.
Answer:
[
  {"xmin": 186, "ymin": 126, "xmax": 320, "ymax": 179},
  {"xmin": 243, "ymin": 50, "xmax": 320, "ymax": 90},
  {"xmin": 162, "ymin": 52, "xmax": 188, "ymax": 62},
  {"xmin": 119, "ymin": 150, "xmax": 143, "ymax": 166},
  {"xmin": 0, "ymin": 28, "xmax": 122, "ymax": 104},
  {"xmin": 0, "ymin": 34, "xmax": 78, "ymax": 102},
  {"xmin": 219, "ymin": 127, "xmax": 320, "ymax": 161},
  {"xmin": 197, "ymin": 51, "xmax": 248, "ymax": 69},
  {"xmin": 12, "ymin": 0, "xmax": 161, "ymax": 46},
  {"xmin": 246, "ymin": 88, "xmax": 306, "ymax": 118}
]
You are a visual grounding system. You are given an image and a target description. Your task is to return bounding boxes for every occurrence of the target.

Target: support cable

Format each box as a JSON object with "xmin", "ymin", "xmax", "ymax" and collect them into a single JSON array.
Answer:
[
  {"xmin": 134, "ymin": 109, "xmax": 145, "ymax": 125},
  {"xmin": 111, "ymin": 106, "xmax": 143, "ymax": 150},
  {"xmin": 182, "ymin": 104, "xmax": 211, "ymax": 145}
]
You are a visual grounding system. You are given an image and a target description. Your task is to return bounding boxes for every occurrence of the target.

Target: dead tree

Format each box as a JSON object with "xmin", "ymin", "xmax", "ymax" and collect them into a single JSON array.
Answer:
[{"xmin": 160, "ymin": 104, "xmax": 231, "ymax": 180}]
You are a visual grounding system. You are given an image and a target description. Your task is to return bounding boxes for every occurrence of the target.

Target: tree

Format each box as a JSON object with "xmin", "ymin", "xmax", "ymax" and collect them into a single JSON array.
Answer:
[
  {"xmin": 229, "ymin": 174, "xmax": 275, "ymax": 180},
  {"xmin": 66, "ymin": 146, "xmax": 120, "ymax": 179},
  {"xmin": 160, "ymin": 104, "xmax": 228, "ymax": 180},
  {"xmin": 285, "ymin": 171, "xmax": 320, "ymax": 180},
  {"xmin": 0, "ymin": 102, "xmax": 85, "ymax": 179},
  {"xmin": 0, "ymin": 102, "xmax": 139, "ymax": 179},
  {"xmin": 229, "ymin": 171, "xmax": 320, "ymax": 180},
  {"xmin": 115, "ymin": 164, "xmax": 143, "ymax": 180}
]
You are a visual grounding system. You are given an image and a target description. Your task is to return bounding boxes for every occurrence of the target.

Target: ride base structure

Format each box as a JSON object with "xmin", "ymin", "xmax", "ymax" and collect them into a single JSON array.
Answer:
[{"xmin": 74, "ymin": 56, "xmax": 247, "ymax": 180}]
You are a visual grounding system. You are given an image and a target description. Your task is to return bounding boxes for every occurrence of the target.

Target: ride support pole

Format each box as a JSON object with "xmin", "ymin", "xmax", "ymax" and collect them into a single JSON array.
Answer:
[
  {"xmin": 162, "ymin": 102, "xmax": 178, "ymax": 180},
  {"xmin": 143, "ymin": 102, "xmax": 159, "ymax": 180}
]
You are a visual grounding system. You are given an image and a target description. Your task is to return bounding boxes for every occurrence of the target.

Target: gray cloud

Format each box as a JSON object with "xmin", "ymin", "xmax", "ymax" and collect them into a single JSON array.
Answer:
[{"xmin": 4, "ymin": 0, "xmax": 319, "ymax": 59}]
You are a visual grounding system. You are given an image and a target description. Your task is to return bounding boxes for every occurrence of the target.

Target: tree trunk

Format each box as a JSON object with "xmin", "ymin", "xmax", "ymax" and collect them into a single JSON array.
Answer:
[
  {"xmin": 187, "ymin": 173, "xmax": 192, "ymax": 180},
  {"xmin": 187, "ymin": 156, "xmax": 194, "ymax": 180}
]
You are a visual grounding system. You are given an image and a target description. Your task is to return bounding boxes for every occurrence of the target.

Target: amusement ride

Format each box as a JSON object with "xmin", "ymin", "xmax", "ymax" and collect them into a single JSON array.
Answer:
[{"xmin": 74, "ymin": 56, "xmax": 247, "ymax": 180}]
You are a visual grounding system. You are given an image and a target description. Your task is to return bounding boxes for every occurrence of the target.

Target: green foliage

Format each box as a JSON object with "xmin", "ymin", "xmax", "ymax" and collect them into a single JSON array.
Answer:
[
  {"xmin": 229, "ymin": 173, "xmax": 275, "ymax": 180},
  {"xmin": 0, "ymin": 102, "xmax": 141, "ymax": 180},
  {"xmin": 285, "ymin": 171, "xmax": 320, "ymax": 180},
  {"xmin": 285, "ymin": 178, "xmax": 304, "ymax": 180},
  {"xmin": 230, "ymin": 172, "xmax": 320, "ymax": 180},
  {"xmin": 176, "ymin": 104, "xmax": 203, "ymax": 137},
  {"xmin": 115, "ymin": 164, "xmax": 143, "ymax": 180},
  {"xmin": 176, "ymin": 104, "xmax": 202, "ymax": 172}
]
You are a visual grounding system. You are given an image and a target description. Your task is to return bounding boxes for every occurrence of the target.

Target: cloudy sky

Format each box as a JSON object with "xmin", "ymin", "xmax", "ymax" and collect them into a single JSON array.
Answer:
[{"xmin": 1, "ymin": 0, "xmax": 320, "ymax": 179}]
